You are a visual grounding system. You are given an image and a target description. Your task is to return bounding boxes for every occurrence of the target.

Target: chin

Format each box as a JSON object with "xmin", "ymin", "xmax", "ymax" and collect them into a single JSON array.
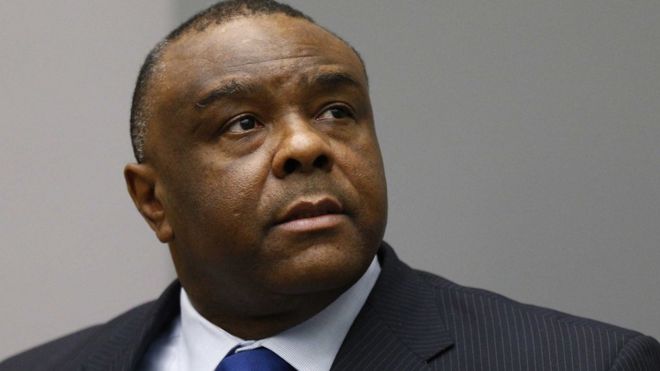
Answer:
[{"xmin": 264, "ymin": 239, "xmax": 377, "ymax": 296}]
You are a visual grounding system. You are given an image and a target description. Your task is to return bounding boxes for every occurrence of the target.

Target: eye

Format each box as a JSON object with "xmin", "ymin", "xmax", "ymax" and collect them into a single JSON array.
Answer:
[
  {"xmin": 225, "ymin": 115, "xmax": 263, "ymax": 134},
  {"xmin": 317, "ymin": 105, "xmax": 354, "ymax": 121}
]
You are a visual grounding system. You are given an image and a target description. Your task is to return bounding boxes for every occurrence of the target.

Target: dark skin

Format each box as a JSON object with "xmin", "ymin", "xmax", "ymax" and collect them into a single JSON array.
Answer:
[{"xmin": 125, "ymin": 14, "xmax": 387, "ymax": 339}]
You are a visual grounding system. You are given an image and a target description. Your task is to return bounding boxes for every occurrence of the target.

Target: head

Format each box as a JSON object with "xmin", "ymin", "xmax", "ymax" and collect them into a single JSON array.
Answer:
[{"xmin": 125, "ymin": 0, "xmax": 387, "ymax": 324}]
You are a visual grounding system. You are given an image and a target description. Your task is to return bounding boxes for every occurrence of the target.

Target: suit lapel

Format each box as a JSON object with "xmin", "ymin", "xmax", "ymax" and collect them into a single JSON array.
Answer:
[
  {"xmin": 331, "ymin": 243, "xmax": 454, "ymax": 370},
  {"xmin": 80, "ymin": 281, "xmax": 181, "ymax": 371}
]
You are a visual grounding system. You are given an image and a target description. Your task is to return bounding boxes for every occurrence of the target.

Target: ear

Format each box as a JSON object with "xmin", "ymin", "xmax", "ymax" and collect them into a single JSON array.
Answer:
[{"xmin": 124, "ymin": 163, "xmax": 174, "ymax": 243}]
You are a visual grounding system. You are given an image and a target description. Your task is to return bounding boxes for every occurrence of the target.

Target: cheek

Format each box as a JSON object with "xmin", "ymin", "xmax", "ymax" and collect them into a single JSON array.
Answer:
[
  {"xmin": 341, "ymin": 134, "xmax": 388, "ymax": 216},
  {"xmin": 166, "ymin": 153, "xmax": 271, "ymax": 246},
  {"xmin": 347, "ymin": 133, "xmax": 386, "ymax": 188}
]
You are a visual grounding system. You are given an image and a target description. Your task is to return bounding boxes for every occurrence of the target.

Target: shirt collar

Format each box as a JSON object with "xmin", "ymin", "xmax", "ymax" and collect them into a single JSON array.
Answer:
[{"xmin": 179, "ymin": 257, "xmax": 381, "ymax": 371}]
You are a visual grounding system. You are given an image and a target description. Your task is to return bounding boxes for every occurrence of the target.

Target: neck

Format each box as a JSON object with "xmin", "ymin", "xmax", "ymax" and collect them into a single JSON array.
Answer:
[{"xmin": 186, "ymin": 284, "xmax": 350, "ymax": 340}]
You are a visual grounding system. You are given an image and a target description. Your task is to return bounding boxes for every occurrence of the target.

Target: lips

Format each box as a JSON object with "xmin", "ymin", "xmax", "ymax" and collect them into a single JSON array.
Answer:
[
  {"xmin": 278, "ymin": 197, "xmax": 343, "ymax": 223},
  {"xmin": 274, "ymin": 197, "xmax": 345, "ymax": 232}
]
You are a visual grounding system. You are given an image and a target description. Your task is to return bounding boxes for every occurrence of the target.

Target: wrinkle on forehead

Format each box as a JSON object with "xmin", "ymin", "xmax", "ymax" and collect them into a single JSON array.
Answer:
[
  {"xmin": 165, "ymin": 41, "xmax": 348, "ymax": 72},
  {"xmin": 219, "ymin": 54, "xmax": 320, "ymax": 69}
]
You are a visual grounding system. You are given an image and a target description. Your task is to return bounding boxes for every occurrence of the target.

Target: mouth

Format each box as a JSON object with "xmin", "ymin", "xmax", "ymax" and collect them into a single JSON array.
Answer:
[{"xmin": 275, "ymin": 196, "xmax": 346, "ymax": 232}]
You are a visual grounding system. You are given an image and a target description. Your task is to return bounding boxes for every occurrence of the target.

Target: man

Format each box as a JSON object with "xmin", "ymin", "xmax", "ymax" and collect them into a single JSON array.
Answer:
[{"xmin": 2, "ymin": 0, "xmax": 659, "ymax": 370}]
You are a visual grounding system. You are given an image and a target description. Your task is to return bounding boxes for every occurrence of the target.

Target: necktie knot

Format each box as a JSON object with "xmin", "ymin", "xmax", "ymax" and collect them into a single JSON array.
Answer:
[{"xmin": 215, "ymin": 347, "xmax": 295, "ymax": 371}]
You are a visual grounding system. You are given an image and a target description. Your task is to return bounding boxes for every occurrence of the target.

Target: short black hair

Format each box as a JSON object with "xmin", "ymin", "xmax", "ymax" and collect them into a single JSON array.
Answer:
[{"xmin": 130, "ymin": 0, "xmax": 348, "ymax": 163}]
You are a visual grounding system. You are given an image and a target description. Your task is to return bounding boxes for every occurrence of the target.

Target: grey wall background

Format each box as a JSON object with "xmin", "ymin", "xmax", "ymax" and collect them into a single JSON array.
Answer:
[
  {"xmin": 0, "ymin": 2, "xmax": 177, "ymax": 359},
  {"xmin": 1, "ymin": 0, "xmax": 658, "ymax": 359}
]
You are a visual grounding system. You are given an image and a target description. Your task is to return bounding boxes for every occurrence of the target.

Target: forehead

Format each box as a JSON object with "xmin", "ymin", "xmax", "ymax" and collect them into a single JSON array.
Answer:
[{"xmin": 157, "ymin": 14, "xmax": 365, "ymax": 96}]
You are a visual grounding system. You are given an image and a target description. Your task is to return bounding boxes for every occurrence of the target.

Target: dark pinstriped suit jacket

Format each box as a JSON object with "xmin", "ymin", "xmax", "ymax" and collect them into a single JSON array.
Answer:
[{"xmin": 2, "ymin": 243, "xmax": 659, "ymax": 370}]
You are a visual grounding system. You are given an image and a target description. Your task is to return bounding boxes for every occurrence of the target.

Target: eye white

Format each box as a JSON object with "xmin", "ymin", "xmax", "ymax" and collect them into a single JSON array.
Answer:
[
  {"xmin": 228, "ymin": 116, "xmax": 259, "ymax": 132},
  {"xmin": 318, "ymin": 107, "xmax": 351, "ymax": 120}
]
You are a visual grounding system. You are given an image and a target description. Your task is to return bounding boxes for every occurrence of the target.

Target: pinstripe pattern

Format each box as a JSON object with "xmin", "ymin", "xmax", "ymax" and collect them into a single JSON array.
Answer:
[
  {"xmin": 331, "ymin": 243, "xmax": 660, "ymax": 370},
  {"xmin": 2, "ymin": 243, "xmax": 659, "ymax": 370}
]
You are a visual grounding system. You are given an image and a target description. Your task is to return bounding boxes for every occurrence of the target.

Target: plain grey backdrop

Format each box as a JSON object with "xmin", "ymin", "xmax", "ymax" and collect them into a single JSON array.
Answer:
[{"xmin": 1, "ymin": 0, "xmax": 658, "ymax": 359}]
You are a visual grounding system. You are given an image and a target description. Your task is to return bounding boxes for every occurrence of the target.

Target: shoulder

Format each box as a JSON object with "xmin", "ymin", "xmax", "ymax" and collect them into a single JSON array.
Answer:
[
  {"xmin": 1, "ymin": 281, "xmax": 181, "ymax": 371},
  {"xmin": 341, "ymin": 244, "xmax": 660, "ymax": 369},
  {"xmin": 416, "ymin": 267, "xmax": 648, "ymax": 338},
  {"xmin": 0, "ymin": 301, "xmax": 155, "ymax": 371},
  {"xmin": 415, "ymin": 268, "xmax": 660, "ymax": 369}
]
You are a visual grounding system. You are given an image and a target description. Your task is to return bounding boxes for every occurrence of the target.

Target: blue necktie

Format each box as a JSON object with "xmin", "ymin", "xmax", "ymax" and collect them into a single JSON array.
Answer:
[{"xmin": 215, "ymin": 347, "xmax": 295, "ymax": 371}]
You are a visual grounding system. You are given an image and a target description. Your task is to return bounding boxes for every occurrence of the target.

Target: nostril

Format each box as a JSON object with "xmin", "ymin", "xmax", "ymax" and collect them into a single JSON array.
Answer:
[
  {"xmin": 280, "ymin": 155, "xmax": 330, "ymax": 176},
  {"xmin": 284, "ymin": 158, "xmax": 300, "ymax": 174},
  {"xmin": 313, "ymin": 155, "xmax": 329, "ymax": 169}
]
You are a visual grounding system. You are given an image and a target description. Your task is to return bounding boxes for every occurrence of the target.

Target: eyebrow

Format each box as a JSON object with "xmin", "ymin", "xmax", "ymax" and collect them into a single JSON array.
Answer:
[
  {"xmin": 195, "ymin": 80, "xmax": 257, "ymax": 109},
  {"xmin": 310, "ymin": 71, "xmax": 363, "ymax": 91},
  {"xmin": 194, "ymin": 71, "xmax": 364, "ymax": 110}
]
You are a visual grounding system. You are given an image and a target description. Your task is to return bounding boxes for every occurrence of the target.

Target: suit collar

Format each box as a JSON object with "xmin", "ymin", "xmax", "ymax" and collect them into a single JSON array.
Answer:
[
  {"xmin": 81, "ymin": 280, "xmax": 181, "ymax": 370},
  {"xmin": 371, "ymin": 242, "xmax": 455, "ymax": 360},
  {"xmin": 123, "ymin": 280, "xmax": 181, "ymax": 369},
  {"xmin": 332, "ymin": 242, "xmax": 454, "ymax": 369}
]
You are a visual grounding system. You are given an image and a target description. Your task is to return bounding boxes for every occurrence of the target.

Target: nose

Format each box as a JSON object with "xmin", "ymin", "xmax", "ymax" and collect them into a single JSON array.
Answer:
[{"xmin": 272, "ymin": 115, "xmax": 333, "ymax": 178}]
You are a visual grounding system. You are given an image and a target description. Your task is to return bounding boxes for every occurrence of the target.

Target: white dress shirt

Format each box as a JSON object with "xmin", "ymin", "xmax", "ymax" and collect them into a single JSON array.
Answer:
[{"xmin": 140, "ymin": 257, "xmax": 381, "ymax": 371}]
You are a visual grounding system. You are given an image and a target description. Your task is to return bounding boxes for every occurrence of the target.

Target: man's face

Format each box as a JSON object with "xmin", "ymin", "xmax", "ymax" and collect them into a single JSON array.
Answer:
[{"xmin": 141, "ymin": 15, "xmax": 387, "ymax": 315}]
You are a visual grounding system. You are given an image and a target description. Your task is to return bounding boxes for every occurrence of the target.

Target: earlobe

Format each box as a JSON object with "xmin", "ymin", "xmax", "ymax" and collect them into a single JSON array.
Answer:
[{"xmin": 124, "ymin": 163, "xmax": 174, "ymax": 243}]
